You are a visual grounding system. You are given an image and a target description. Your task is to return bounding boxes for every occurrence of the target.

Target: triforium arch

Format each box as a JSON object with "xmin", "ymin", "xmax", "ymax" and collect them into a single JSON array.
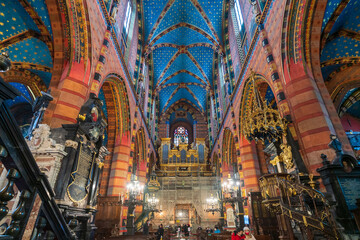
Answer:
[{"xmin": 97, "ymin": 74, "xmax": 131, "ymax": 197}]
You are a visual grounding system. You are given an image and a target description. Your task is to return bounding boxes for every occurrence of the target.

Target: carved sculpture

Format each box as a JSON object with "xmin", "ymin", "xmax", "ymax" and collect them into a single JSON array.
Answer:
[{"xmin": 280, "ymin": 143, "xmax": 293, "ymax": 170}]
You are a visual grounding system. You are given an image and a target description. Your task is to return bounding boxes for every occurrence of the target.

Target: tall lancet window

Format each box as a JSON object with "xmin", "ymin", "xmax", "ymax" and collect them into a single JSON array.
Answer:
[
  {"xmin": 174, "ymin": 127, "xmax": 188, "ymax": 146},
  {"xmin": 231, "ymin": 0, "xmax": 247, "ymax": 66},
  {"xmin": 234, "ymin": 0, "xmax": 244, "ymax": 30}
]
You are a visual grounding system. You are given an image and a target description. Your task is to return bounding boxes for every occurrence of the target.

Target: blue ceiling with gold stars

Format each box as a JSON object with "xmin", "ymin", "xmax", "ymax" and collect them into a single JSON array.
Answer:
[
  {"xmin": 143, "ymin": 0, "xmax": 225, "ymax": 114},
  {"xmin": 0, "ymin": 0, "xmax": 53, "ymax": 94},
  {"xmin": 320, "ymin": 0, "xmax": 360, "ymax": 113},
  {"xmin": 320, "ymin": 0, "xmax": 360, "ymax": 81}
]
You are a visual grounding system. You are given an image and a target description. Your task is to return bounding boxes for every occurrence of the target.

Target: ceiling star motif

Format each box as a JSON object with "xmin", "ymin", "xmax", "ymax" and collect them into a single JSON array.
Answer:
[
  {"xmin": 142, "ymin": 0, "xmax": 225, "ymax": 114},
  {"xmin": 0, "ymin": 0, "xmax": 54, "ymax": 101},
  {"xmin": 320, "ymin": 0, "xmax": 360, "ymax": 118}
]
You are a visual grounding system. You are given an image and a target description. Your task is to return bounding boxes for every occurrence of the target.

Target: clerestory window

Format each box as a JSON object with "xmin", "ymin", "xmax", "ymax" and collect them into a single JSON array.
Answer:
[
  {"xmin": 123, "ymin": 0, "xmax": 132, "ymax": 39},
  {"xmin": 234, "ymin": 0, "xmax": 244, "ymax": 32}
]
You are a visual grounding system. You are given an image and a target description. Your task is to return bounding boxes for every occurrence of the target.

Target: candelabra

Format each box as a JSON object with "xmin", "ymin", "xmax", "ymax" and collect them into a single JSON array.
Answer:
[
  {"xmin": 145, "ymin": 194, "xmax": 160, "ymax": 219},
  {"xmin": 222, "ymin": 174, "xmax": 247, "ymax": 228},
  {"xmin": 124, "ymin": 174, "xmax": 144, "ymax": 235},
  {"xmin": 205, "ymin": 194, "xmax": 221, "ymax": 215}
]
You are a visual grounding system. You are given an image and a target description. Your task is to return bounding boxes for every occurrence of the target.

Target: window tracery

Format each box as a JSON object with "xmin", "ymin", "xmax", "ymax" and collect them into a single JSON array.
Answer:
[{"xmin": 174, "ymin": 127, "xmax": 188, "ymax": 146}]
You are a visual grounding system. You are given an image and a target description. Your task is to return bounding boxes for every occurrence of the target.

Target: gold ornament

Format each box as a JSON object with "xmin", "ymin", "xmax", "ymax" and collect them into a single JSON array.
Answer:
[
  {"xmin": 243, "ymin": 70, "xmax": 287, "ymax": 143},
  {"xmin": 280, "ymin": 143, "xmax": 293, "ymax": 169}
]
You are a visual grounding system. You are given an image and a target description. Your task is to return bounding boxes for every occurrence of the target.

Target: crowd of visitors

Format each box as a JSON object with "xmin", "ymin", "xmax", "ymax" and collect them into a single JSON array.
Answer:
[{"xmin": 143, "ymin": 221, "xmax": 256, "ymax": 239}]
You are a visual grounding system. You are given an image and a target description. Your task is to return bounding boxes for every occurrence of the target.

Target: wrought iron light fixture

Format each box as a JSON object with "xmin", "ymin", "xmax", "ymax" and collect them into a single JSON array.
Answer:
[
  {"xmin": 222, "ymin": 175, "xmax": 245, "ymax": 204},
  {"xmin": 205, "ymin": 194, "xmax": 221, "ymax": 215},
  {"xmin": 124, "ymin": 174, "xmax": 144, "ymax": 235},
  {"xmin": 221, "ymin": 174, "xmax": 247, "ymax": 228},
  {"xmin": 145, "ymin": 193, "xmax": 160, "ymax": 215}
]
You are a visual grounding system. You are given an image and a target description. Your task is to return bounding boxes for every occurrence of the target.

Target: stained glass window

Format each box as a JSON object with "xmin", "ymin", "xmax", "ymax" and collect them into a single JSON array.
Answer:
[
  {"xmin": 234, "ymin": 0, "xmax": 244, "ymax": 30},
  {"xmin": 174, "ymin": 127, "xmax": 188, "ymax": 146},
  {"xmin": 123, "ymin": 0, "xmax": 132, "ymax": 39}
]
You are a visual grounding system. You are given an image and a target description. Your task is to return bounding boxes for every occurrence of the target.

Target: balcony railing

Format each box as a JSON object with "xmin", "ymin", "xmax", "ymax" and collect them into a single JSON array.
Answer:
[{"xmin": 259, "ymin": 173, "xmax": 339, "ymax": 239}]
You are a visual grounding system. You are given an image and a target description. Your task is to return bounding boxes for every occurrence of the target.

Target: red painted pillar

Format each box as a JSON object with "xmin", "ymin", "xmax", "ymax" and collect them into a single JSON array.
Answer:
[
  {"xmin": 107, "ymin": 133, "xmax": 131, "ymax": 196},
  {"xmin": 239, "ymin": 135, "xmax": 261, "ymax": 222},
  {"xmin": 285, "ymin": 68, "xmax": 342, "ymax": 174}
]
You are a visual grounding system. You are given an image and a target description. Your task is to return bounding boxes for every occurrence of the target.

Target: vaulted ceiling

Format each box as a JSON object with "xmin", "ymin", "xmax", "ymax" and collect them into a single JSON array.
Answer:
[
  {"xmin": 142, "ymin": 0, "xmax": 225, "ymax": 115},
  {"xmin": 320, "ymin": 0, "xmax": 360, "ymax": 118},
  {"xmin": 0, "ymin": 0, "xmax": 53, "ymax": 101}
]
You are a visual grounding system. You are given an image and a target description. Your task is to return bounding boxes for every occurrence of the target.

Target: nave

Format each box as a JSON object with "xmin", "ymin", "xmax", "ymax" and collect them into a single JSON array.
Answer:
[{"xmin": 0, "ymin": 0, "xmax": 359, "ymax": 239}]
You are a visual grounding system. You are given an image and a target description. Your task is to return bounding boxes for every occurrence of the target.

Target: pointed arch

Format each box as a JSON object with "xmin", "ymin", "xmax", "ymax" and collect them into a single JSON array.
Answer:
[
  {"xmin": 135, "ymin": 128, "xmax": 147, "ymax": 165},
  {"xmin": 148, "ymin": 23, "xmax": 219, "ymax": 48},
  {"xmin": 98, "ymin": 74, "xmax": 131, "ymax": 196},
  {"xmin": 156, "ymin": 70, "xmax": 208, "ymax": 88},
  {"xmin": 239, "ymin": 73, "xmax": 277, "ymax": 135},
  {"xmin": 102, "ymin": 74, "xmax": 131, "ymax": 136},
  {"xmin": 0, "ymin": 69, "xmax": 46, "ymax": 97},
  {"xmin": 222, "ymin": 128, "xmax": 236, "ymax": 167}
]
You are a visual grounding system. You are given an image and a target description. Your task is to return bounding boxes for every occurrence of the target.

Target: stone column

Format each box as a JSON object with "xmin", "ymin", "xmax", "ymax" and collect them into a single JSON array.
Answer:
[{"xmin": 239, "ymin": 135, "xmax": 262, "ymax": 226}]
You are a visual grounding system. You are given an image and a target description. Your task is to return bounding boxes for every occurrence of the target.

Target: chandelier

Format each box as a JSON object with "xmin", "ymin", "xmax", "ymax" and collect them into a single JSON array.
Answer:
[
  {"xmin": 243, "ymin": 70, "xmax": 287, "ymax": 143},
  {"xmin": 221, "ymin": 174, "xmax": 246, "ymax": 204},
  {"xmin": 124, "ymin": 174, "xmax": 144, "ymax": 235},
  {"xmin": 205, "ymin": 194, "xmax": 221, "ymax": 215},
  {"xmin": 145, "ymin": 194, "xmax": 160, "ymax": 214},
  {"xmin": 124, "ymin": 175, "xmax": 144, "ymax": 206}
]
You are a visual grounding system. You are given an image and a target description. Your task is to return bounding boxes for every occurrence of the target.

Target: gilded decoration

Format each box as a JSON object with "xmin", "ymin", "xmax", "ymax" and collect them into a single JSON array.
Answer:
[
  {"xmin": 242, "ymin": 70, "xmax": 287, "ymax": 143},
  {"xmin": 269, "ymin": 143, "xmax": 293, "ymax": 170},
  {"xmin": 259, "ymin": 174, "xmax": 340, "ymax": 238},
  {"xmin": 157, "ymin": 138, "xmax": 210, "ymax": 177}
]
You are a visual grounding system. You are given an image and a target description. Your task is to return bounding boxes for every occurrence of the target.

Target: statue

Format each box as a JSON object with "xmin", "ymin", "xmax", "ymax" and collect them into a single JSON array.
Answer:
[
  {"xmin": 280, "ymin": 143, "xmax": 293, "ymax": 169},
  {"xmin": 329, "ymin": 134, "xmax": 343, "ymax": 164}
]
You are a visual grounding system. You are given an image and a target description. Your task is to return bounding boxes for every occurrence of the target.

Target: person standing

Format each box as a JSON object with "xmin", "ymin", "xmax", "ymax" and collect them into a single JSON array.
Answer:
[
  {"xmin": 143, "ymin": 220, "xmax": 150, "ymax": 235},
  {"xmin": 231, "ymin": 230, "xmax": 241, "ymax": 240},
  {"xmin": 243, "ymin": 227, "xmax": 256, "ymax": 240},
  {"xmin": 177, "ymin": 225, "xmax": 181, "ymax": 237},
  {"xmin": 238, "ymin": 230, "xmax": 246, "ymax": 239},
  {"xmin": 156, "ymin": 224, "xmax": 164, "ymax": 240}
]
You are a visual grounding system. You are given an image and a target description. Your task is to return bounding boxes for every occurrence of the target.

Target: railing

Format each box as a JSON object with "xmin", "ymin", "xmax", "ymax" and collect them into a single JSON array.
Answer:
[
  {"xmin": 259, "ymin": 173, "xmax": 340, "ymax": 239},
  {"xmin": 0, "ymin": 79, "xmax": 76, "ymax": 239},
  {"xmin": 134, "ymin": 210, "xmax": 149, "ymax": 233}
]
